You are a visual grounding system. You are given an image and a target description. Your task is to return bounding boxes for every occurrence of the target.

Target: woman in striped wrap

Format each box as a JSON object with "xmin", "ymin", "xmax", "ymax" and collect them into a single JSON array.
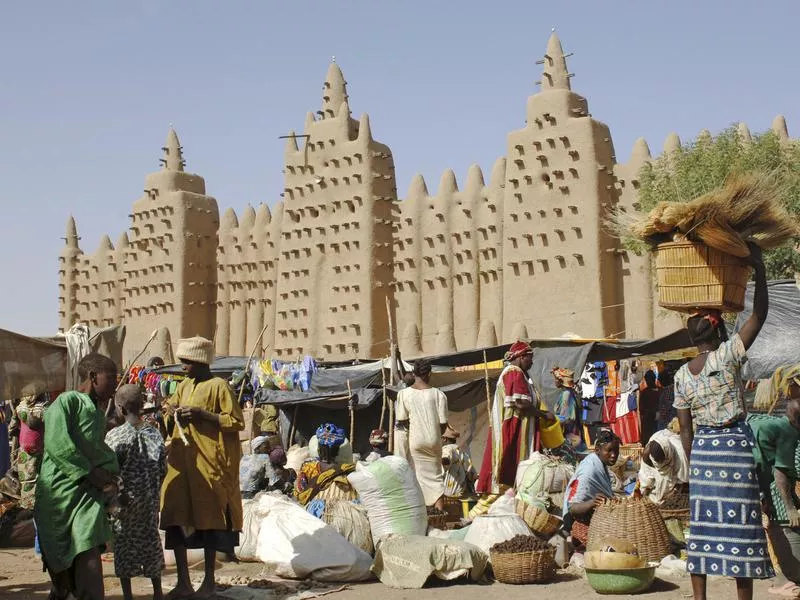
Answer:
[{"xmin": 674, "ymin": 242, "xmax": 771, "ymax": 600}]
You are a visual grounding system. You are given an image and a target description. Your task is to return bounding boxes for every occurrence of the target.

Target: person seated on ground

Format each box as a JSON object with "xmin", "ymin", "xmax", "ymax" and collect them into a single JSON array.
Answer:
[
  {"xmin": 364, "ymin": 429, "xmax": 389, "ymax": 462},
  {"xmin": 638, "ymin": 428, "xmax": 689, "ymax": 507},
  {"xmin": 239, "ymin": 435, "xmax": 274, "ymax": 500},
  {"xmin": 441, "ymin": 425, "xmax": 477, "ymax": 498},
  {"xmin": 265, "ymin": 447, "xmax": 296, "ymax": 496},
  {"xmin": 562, "ymin": 429, "xmax": 620, "ymax": 546},
  {"xmin": 749, "ymin": 368, "xmax": 800, "ymax": 599},
  {"xmin": 295, "ymin": 423, "xmax": 356, "ymax": 506}
]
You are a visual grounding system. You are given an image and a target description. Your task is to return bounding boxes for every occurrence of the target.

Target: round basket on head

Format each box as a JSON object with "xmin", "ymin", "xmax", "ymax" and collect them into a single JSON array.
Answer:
[
  {"xmin": 587, "ymin": 497, "xmax": 671, "ymax": 563},
  {"xmin": 655, "ymin": 241, "xmax": 752, "ymax": 313},
  {"xmin": 515, "ymin": 499, "xmax": 561, "ymax": 538},
  {"xmin": 490, "ymin": 547, "xmax": 557, "ymax": 585}
]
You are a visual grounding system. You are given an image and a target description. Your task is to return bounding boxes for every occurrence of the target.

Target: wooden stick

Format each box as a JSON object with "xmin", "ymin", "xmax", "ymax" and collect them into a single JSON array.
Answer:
[
  {"xmin": 379, "ymin": 356, "xmax": 388, "ymax": 430},
  {"xmin": 237, "ymin": 321, "xmax": 271, "ymax": 407},
  {"xmin": 117, "ymin": 329, "xmax": 159, "ymax": 391},
  {"xmin": 289, "ymin": 404, "xmax": 299, "ymax": 446},
  {"xmin": 388, "ymin": 386, "xmax": 395, "ymax": 453},
  {"xmin": 347, "ymin": 379, "xmax": 355, "ymax": 442},
  {"xmin": 483, "ymin": 350, "xmax": 492, "ymax": 415},
  {"xmin": 385, "ymin": 296, "xmax": 397, "ymax": 386}
]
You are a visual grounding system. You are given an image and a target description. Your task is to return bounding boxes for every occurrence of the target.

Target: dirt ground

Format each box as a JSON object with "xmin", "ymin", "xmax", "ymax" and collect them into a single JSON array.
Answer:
[{"xmin": 0, "ymin": 547, "xmax": 784, "ymax": 600}]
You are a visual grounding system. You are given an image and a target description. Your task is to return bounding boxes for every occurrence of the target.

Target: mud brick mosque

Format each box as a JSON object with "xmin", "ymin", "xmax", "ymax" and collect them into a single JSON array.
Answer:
[{"xmin": 58, "ymin": 33, "xmax": 793, "ymax": 364}]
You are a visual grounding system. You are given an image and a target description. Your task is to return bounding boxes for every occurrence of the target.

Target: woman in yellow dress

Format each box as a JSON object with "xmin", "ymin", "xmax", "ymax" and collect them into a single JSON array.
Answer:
[{"xmin": 160, "ymin": 337, "xmax": 244, "ymax": 600}]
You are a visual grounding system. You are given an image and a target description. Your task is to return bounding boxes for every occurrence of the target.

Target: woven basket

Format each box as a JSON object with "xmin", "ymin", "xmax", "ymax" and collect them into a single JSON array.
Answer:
[
  {"xmin": 587, "ymin": 497, "xmax": 672, "ymax": 563},
  {"xmin": 515, "ymin": 499, "xmax": 561, "ymax": 538},
  {"xmin": 427, "ymin": 513, "xmax": 448, "ymax": 531},
  {"xmin": 655, "ymin": 241, "xmax": 752, "ymax": 313},
  {"xmin": 490, "ymin": 547, "xmax": 557, "ymax": 584}
]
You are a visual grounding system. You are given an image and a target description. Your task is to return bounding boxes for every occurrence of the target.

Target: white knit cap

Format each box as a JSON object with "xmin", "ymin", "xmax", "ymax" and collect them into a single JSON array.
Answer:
[{"xmin": 176, "ymin": 336, "xmax": 214, "ymax": 366}]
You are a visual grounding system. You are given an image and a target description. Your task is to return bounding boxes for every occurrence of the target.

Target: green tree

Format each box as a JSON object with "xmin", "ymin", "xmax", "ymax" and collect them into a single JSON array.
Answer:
[{"xmin": 634, "ymin": 126, "xmax": 800, "ymax": 280}]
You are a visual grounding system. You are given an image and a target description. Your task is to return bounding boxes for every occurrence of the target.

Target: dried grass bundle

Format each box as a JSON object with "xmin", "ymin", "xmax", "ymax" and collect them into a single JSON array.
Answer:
[{"xmin": 624, "ymin": 172, "xmax": 800, "ymax": 256}]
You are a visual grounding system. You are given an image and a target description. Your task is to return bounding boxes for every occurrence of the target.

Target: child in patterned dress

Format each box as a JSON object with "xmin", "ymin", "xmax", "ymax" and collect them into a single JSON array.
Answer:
[{"xmin": 106, "ymin": 384, "xmax": 167, "ymax": 600}]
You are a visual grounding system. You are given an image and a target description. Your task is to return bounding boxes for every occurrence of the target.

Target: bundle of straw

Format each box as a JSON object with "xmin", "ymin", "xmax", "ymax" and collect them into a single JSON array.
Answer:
[{"xmin": 619, "ymin": 172, "xmax": 800, "ymax": 256}]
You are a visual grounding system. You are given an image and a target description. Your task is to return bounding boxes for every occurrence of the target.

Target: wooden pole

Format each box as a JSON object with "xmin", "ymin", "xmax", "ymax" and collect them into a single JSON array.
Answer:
[
  {"xmin": 117, "ymin": 329, "xmax": 159, "ymax": 391},
  {"xmin": 380, "ymin": 356, "xmax": 388, "ymax": 430},
  {"xmin": 385, "ymin": 296, "xmax": 398, "ymax": 385},
  {"xmin": 236, "ymin": 321, "xmax": 271, "ymax": 407},
  {"xmin": 483, "ymin": 350, "xmax": 492, "ymax": 415},
  {"xmin": 347, "ymin": 379, "xmax": 355, "ymax": 443}
]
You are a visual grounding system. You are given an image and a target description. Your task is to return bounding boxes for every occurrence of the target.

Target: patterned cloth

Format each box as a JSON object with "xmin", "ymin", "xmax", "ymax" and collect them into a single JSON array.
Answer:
[
  {"xmin": 658, "ymin": 385, "xmax": 676, "ymax": 428},
  {"xmin": 673, "ymin": 335, "xmax": 747, "ymax": 427},
  {"xmin": 105, "ymin": 422, "xmax": 167, "ymax": 579},
  {"xmin": 239, "ymin": 454, "xmax": 273, "ymax": 498},
  {"xmin": 770, "ymin": 444, "xmax": 800, "ymax": 524},
  {"xmin": 476, "ymin": 365, "xmax": 538, "ymax": 494},
  {"xmin": 442, "ymin": 444, "xmax": 475, "ymax": 497},
  {"xmin": 316, "ymin": 423, "xmax": 346, "ymax": 448},
  {"xmin": 686, "ymin": 423, "xmax": 773, "ymax": 579},
  {"xmin": 294, "ymin": 460, "xmax": 356, "ymax": 506}
]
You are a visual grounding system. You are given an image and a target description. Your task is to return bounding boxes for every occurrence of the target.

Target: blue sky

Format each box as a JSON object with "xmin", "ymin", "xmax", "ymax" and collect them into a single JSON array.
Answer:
[{"xmin": 1, "ymin": 1, "xmax": 797, "ymax": 335}]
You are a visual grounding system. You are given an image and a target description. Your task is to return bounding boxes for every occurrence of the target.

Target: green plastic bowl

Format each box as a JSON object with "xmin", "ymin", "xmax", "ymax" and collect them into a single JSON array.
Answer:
[{"xmin": 585, "ymin": 565, "xmax": 657, "ymax": 594}]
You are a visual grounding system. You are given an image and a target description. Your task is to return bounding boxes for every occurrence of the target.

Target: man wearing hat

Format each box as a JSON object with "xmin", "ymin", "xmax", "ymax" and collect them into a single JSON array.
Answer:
[
  {"xmin": 364, "ymin": 429, "xmax": 389, "ymax": 463},
  {"xmin": 160, "ymin": 337, "xmax": 244, "ymax": 600},
  {"xmin": 472, "ymin": 341, "xmax": 555, "ymax": 517},
  {"xmin": 441, "ymin": 425, "xmax": 476, "ymax": 498},
  {"xmin": 553, "ymin": 367, "xmax": 583, "ymax": 447}
]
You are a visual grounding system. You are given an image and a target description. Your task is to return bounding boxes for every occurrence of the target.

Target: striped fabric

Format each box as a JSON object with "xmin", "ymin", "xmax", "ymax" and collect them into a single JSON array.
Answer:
[
  {"xmin": 770, "ymin": 444, "xmax": 800, "ymax": 523},
  {"xmin": 686, "ymin": 423, "xmax": 774, "ymax": 579}
]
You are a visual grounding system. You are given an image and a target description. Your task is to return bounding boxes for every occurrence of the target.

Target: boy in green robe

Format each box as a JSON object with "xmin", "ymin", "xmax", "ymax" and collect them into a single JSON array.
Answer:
[{"xmin": 35, "ymin": 353, "xmax": 120, "ymax": 600}]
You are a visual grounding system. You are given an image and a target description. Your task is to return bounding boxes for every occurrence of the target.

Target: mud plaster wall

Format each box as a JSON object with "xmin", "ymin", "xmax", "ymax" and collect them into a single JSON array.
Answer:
[{"xmin": 59, "ymin": 33, "xmax": 792, "ymax": 362}]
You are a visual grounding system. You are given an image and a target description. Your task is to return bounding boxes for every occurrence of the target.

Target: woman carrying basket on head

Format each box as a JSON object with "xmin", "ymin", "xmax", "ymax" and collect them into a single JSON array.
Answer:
[{"xmin": 675, "ymin": 243, "xmax": 772, "ymax": 600}]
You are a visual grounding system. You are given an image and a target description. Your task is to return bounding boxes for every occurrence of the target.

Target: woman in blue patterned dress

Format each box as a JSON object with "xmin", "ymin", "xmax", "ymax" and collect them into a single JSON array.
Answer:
[{"xmin": 674, "ymin": 243, "xmax": 770, "ymax": 600}]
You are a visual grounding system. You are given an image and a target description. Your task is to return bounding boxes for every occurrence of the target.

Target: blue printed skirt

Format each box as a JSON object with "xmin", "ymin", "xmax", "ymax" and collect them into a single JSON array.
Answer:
[{"xmin": 686, "ymin": 423, "xmax": 773, "ymax": 579}]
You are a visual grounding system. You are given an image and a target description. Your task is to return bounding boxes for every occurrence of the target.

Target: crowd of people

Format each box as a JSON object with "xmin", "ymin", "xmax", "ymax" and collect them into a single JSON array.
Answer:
[{"xmin": 6, "ymin": 246, "xmax": 800, "ymax": 600}]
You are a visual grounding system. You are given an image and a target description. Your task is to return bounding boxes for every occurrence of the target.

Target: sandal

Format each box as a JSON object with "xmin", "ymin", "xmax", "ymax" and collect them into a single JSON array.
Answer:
[{"xmin": 768, "ymin": 582, "xmax": 800, "ymax": 598}]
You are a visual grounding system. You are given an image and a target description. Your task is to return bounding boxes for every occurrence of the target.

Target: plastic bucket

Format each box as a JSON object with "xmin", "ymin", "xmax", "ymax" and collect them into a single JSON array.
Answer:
[{"xmin": 540, "ymin": 419, "xmax": 565, "ymax": 449}]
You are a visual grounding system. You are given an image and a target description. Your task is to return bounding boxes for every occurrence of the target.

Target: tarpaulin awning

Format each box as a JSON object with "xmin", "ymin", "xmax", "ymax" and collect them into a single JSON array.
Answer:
[
  {"xmin": 0, "ymin": 325, "xmax": 126, "ymax": 401},
  {"xmin": 734, "ymin": 280, "xmax": 800, "ymax": 381}
]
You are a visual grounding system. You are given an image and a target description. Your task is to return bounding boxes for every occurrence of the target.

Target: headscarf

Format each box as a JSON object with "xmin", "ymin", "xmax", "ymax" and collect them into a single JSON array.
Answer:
[
  {"xmin": 269, "ymin": 447, "xmax": 287, "ymax": 466},
  {"xmin": 369, "ymin": 429, "xmax": 388, "ymax": 446},
  {"xmin": 768, "ymin": 363, "xmax": 800, "ymax": 411},
  {"xmin": 250, "ymin": 435, "xmax": 270, "ymax": 453},
  {"xmin": 552, "ymin": 367, "xmax": 575, "ymax": 386},
  {"xmin": 316, "ymin": 423, "xmax": 346, "ymax": 448},
  {"xmin": 504, "ymin": 340, "xmax": 532, "ymax": 362},
  {"xmin": 689, "ymin": 309, "xmax": 722, "ymax": 329}
]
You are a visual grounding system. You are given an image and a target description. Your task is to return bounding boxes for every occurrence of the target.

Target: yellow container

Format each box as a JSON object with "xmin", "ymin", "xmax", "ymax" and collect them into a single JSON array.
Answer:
[{"xmin": 540, "ymin": 418, "xmax": 565, "ymax": 449}]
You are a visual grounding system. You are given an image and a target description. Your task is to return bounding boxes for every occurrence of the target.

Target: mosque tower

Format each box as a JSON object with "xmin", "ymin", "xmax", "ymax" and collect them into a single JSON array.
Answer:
[
  {"xmin": 501, "ymin": 32, "xmax": 624, "ymax": 339},
  {"xmin": 274, "ymin": 61, "xmax": 396, "ymax": 360}
]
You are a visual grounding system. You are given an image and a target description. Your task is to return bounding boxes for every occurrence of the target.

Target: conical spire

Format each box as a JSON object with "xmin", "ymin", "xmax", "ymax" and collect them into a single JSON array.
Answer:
[
  {"xmin": 255, "ymin": 203, "xmax": 271, "ymax": 229},
  {"xmin": 65, "ymin": 215, "xmax": 79, "ymax": 247},
  {"xmin": 98, "ymin": 235, "xmax": 114, "ymax": 253},
  {"xmin": 284, "ymin": 129, "xmax": 299, "ymax": 153},
  {"xmin": 465, "ymin": 164, "xmax": 485, "ymax": 192},
  {"xmin": 357, "ymin": 113, "xmax": 372, "ymax": 143},
  {"xmin": 116, "ymin": 232, "xmax": 129, "ymax": 249},
  {"xmin": 630, "ymin": 138, "xmax": 651, "ymax": 164},
  {"xmin": 541, "ymin": 31, "xmax": 571, "ymax": 91},
  {"xmin": 240, "ymin": 204, "xmax": 256, "ymax": 230},
  {"xmin": 663, "ymin": 132, "xmax": 681, "ymax": 155},
  {"xmin": 738, "ymin": 122, "xmax": 752, "ymax": 143},
  {"xmin": 221, "ymin": 207, "xmax": 239, "ymax": 231},
  {"xmin": 321, "ymin": 62, "xmax": 348, "ymax": 118},
  {"xmin": 438, "ymin": 169, "xmax": 458, "ymax": 195},
  {"xmin": 772, "ymin": 115, "xmax": 789, "ymax": 140},
  {"xmin": 407, "ymin": 174, "xmax": 429, "ymax": 200},
  {"xmin": 162, "ymin": 127, "xmax": 184, "ymax": 171},
  {"xmin": 489, "ymin": 157, "xmax": 507, "ymax": 189}
]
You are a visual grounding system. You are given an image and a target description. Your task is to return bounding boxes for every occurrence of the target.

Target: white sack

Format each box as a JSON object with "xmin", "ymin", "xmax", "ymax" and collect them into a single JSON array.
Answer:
[{"xmin": 464, "ymin": 514, "xmax": 532, "ymax": 559}]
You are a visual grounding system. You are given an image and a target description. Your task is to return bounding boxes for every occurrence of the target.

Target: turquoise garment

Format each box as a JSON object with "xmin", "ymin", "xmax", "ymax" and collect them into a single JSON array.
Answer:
[{"xmin": 34, "ymin": 391, "xmax": 118, "ymax": 574}]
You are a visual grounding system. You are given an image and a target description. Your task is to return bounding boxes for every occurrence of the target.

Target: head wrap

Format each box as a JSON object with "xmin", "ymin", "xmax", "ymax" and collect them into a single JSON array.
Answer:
[
  {"xmin": 769, "ymin": 364, "xmax": 800, "ymax": 411},
  {"xmin": 369, "ymin": 429, "xmax": 388, "ymax": 445},
  {"xmin": 316, "ymin": 423, "xmax": 346, "ymax": 448},
  {"xmin": 251, "ymin": 435, "xmax": 269, "ymax": 453},
  {"xmin": 269, "ymin": 446, "xmax": 287, "ymax": 466},
  {"xmin": 442, "ymin": 424, "xmax": 460, "ymax": 441},
  {"xmin": 551, "ymin": 367, "xmax": 575, "ymax": 386},
  {"xmin": 689, "ymin": 309, "xmax": 723, "ymax": 329},
  {"xmin": 176, "ymin": 336, "xmax": 214, "ymax": 365},
  {"xmin": 504, "ymin": 341, "xmax": 532, "ymax": 362}
]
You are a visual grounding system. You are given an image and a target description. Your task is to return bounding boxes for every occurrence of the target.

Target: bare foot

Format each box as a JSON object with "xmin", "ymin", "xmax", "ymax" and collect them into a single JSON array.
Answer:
[
  {"xmin": 192, "ymin": 580, "xmax": 216, "ymax": 600},
  {"xmin": 165, "ymin": 584, "xmax": 194, "ymax": 600}
]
